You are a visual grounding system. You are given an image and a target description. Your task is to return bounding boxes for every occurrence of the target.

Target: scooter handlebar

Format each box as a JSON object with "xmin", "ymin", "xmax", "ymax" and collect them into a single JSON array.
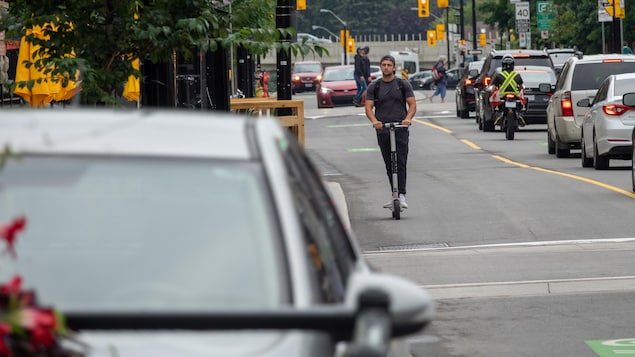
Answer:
[{"xmin": 382, "ymin": 122, "xmax": 409, "ymax": 128}]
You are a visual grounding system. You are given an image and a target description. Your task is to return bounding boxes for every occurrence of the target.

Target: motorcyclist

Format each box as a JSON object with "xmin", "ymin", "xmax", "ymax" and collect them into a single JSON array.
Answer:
[{"xmin": 490, "ymin": 54, "xmax": 526, "ymax": 127}]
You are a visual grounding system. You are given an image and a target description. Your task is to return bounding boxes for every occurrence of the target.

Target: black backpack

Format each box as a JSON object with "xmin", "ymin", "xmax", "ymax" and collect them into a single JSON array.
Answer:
[{"xmin": 372, "ymin": 78, "xmax": 407, "ymax": 108}]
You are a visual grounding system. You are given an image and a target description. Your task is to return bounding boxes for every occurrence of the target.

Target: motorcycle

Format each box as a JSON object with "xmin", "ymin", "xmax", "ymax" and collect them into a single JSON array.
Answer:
[{"xmin": 490, "ymin": 88, "xmax": 527, "ymax": 140}]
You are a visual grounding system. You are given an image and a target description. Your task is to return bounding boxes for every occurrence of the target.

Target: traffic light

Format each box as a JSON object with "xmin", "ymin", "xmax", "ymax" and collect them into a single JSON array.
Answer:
[
  {"xmin": 437, "ymin": 0, "xmax": 448, "ymax": 7},
  {"xmin": 296, "ymin": 0, "xmax": 306, "ymax": 10},
  {"xmin": 436, "ymin": 23, "xmax": 445, "ymax": 41},
  {"xmin": 418, "ymin": 0, "xmax": 429, "ymax": 17},
  {"xmin": 346, "ymin": 38, "xmax": 355, "ymax": 54},
  {"xmin": 427, "ymin": 30, "xmax": 436, "ymax": 46},
  {"xmin": 340, "ymin": 29, "xmax": 350, "ymax": 45},
  {"xmin": 479, "ymin": 33, "xmax": 487, "ymax": 47}
]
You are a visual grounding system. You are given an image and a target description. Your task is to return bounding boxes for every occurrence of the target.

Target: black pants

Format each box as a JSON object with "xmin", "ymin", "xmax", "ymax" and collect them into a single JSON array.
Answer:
[{"xmin": 377, "ymin": 127, "xmax": 409, "ymax": 195}]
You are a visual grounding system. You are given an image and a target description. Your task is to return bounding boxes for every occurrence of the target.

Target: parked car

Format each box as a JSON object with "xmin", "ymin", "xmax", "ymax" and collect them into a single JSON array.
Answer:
[
  {"xmin": 474, "ymin": 49, "xmax": 555, "ymax": 131},
  {"xmin": 419, "ymin": 68, "xmax": 461, "ymax": 90},
  {"xmin": 317, "ymin": 65, "xmax": 362, "ymax": 108},
  {"xmin": 408, "ymin": 70, "xmax": 432, "ymax": 90},
  {"xmin": 297, "ymin": 32, "xmax": 333, "ymax": 43},
  {"xmin": 370, "ymin": 66, "xmax": 381, "ymax": 80},
  {"xmin": 546, "ymin": 54, "xmax": 635, "ymax": 158},
  {"xmin": 292, "ymin": 61, "xmax": 323, "ymax": 94},
  {"xmin": 0, "ymin": 109, "xmax": 433, "ymax": 356},
  {"xmin": 455, "ymin": 60, "xmax": 484, "ymax": 118},
  {"xmin": 579, "ymin": 73, "xmax": 635, "ymax": 169},
  {"xmin": 546, "ymin": 47, "xmax": 582, "ymax": 76}
]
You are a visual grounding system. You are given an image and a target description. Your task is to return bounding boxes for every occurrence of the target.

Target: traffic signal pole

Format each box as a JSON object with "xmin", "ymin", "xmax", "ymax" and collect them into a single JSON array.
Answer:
[{"xmin": 276, "ymin": 0, "xmax": 294, "ymax": 102}]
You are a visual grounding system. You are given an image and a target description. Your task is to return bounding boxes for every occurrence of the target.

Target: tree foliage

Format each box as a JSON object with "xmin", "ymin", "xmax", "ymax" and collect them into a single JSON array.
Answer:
[{"xmin": 0, "ymin": 0, "xmax": 326, "ymax": 105}]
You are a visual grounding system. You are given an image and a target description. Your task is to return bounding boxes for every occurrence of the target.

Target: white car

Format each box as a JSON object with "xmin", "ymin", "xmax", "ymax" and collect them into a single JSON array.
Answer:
[
  {"xmin": 546, "ymin": 54, "xmax": 635, "ymax": 158},
  {"xmin": 0, "ymin": 109, "xmax": 432, "ymax": 356},
  {"xmin": 297, "ymin": 32, "xmax": 332, "ymax": 43},
  {"xmin": 580, "ymin": 73, "xmax": 635, "ymax": 169}
]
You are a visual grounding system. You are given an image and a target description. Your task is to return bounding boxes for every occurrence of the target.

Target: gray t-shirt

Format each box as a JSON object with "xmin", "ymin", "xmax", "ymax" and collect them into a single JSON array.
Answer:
[{"xmin": 367, "ymin": 78, "xmax": 415, "ymax": 123}]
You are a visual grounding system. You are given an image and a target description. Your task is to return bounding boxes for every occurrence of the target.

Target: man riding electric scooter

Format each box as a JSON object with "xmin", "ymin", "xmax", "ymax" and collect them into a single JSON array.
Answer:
[{"xmin": 365, "ymin": 55, "xmax": 417, "ymax": 218}]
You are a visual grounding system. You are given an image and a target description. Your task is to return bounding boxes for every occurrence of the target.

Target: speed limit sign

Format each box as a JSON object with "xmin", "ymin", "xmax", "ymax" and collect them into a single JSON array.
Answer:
[{"xmin": 515, "ymin": 2, "xmax": 530, "ymax": 21}]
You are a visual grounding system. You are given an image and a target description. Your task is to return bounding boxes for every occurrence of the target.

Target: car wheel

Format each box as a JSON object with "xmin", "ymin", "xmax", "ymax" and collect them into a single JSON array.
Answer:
[
  {"xmin": 581, "ymin": 131, "xmax": 593, "ymax": 167},
  {"xmin": 483, "ymin": 110, "xmax": 495, "ymax": 132},
  {"xmin": 555, "ymin": 134, "xmax": 570, "ymax": 158},
  {"xmin": 593, "ymin": 134, "xmax": 609, "ymax": 170},
  {"xmin": 459, "ymin": 107, "xmax": 469, "ymax": 119},
  {"xmin": 430, "ymin": 83, "xmax": 437, "ymax": 91}
]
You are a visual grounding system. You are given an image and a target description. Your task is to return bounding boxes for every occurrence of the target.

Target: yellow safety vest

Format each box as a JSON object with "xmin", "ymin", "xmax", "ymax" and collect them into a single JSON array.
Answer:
[{"xmin": 498, "ymin": 71, "xmax": 520, "ymax": 97}]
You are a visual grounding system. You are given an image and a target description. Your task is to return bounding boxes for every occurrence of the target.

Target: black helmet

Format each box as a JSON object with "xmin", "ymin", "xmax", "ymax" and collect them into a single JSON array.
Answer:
[{"xmin": 502, "ymin": 54, "xmax": 514, "ymax": 71}]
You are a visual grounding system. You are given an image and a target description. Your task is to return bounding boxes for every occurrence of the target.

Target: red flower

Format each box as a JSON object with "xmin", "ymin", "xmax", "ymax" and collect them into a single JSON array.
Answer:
[
  {"xmin": 21, "ymin": 308, "xmax": 57, "ymax": 349},
  {"xmin": 0, "ymin": 216, "xmax": 26, "ymax": 258},
  {"xmin": 0, "ymin": 275, "xmax": 22, "ymax": 296}
]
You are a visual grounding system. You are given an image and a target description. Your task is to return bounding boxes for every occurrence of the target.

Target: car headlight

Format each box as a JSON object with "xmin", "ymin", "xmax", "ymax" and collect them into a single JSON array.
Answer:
[
  {"xmin": 293, "ymin": 75, "xmax": 300, "ymax": 81},
  {"xmin": 320, "ymin": 87, "xmax": 333, "ymax": 94}
]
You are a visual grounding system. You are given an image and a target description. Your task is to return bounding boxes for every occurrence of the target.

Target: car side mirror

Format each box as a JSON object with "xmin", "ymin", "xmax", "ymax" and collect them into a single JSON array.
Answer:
[
  {"xmin": 345, "ymin": 271, "xmax": 434, "ymax": 338},
  {"xmin": 623, "ymin": 92, "xmax": 635, "ymax": 107},
  {"xmin": 538, "ymin": 83, "xmax": 552, "ymax": 93},
  {"xmin": 577, "ymin": 98, "xmax": 591, "ymax": 107},
  {"xmin": 468, "ymin": 69, "xmax": 479, "ymax": 77}
]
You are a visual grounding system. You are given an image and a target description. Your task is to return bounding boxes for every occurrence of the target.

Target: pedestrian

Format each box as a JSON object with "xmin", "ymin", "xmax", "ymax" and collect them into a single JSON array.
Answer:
[
  {"xmin": 428, "ymin": 55, "xmax": 447, "ymax": 103},
  {"xmin": 362, "ymin": 46, "xmax": 372, "ymax": 84},
  {"xmin": 353, "ymin": 47, "xmax": 368, "ymax": 107},
  {"xmin": 623, "ymin": 41, "xmax": 633, "ymax": 54},
  {"xmin": 365, "ymin": 54, "xmax": 416, "ymax": 209}
]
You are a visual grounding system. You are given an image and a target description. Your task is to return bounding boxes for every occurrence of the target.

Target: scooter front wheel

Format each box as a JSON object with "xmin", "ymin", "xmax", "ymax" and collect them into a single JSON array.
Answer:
[{"xmin": 392, "ymin": 199, "xmax": 401, "ymax": 220}]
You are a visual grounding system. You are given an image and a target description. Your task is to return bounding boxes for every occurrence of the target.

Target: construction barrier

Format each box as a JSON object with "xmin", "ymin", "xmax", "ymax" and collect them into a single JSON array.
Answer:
[{"xmin": 230, "ymin": 98, "xmax": 305, "ymax": 146}]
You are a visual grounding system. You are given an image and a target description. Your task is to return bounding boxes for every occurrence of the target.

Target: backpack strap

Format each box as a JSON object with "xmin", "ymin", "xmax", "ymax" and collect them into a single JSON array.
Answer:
[{"xmin": 373, "ymin": 78, "xmax": 406, "ymax": 103}]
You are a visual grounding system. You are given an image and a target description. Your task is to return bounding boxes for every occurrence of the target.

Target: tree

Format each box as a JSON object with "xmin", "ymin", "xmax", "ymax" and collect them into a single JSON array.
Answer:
[{"xmin": 0, "ymin": 0, "xmax": 326, "ymax": 105}]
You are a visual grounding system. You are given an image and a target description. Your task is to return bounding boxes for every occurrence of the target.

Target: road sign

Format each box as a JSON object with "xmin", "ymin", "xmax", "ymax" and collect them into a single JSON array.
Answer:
[
  {"xmin": 586, "ymin": 339, "xmax": 635, "ymax": 357},
  {"xmin": 515, "ymin": 2, "xmax": 530, "ymax": 21},
  {"xmin": 517, "ymin": 20, "xmax": 529, "ymax": 33},
  {"xmin": 537, "ymin": 1, "xmax": 554, "ymax": 30},
  {"xmin": 468, "ymin": 49, "xmax": 483, "ymax": 55}
]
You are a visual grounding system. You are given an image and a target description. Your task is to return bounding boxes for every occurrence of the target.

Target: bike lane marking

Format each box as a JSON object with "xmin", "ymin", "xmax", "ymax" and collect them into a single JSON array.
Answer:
[{"xmin": 586, "ymin": 339, "xmax": 635, "ymax": 356}]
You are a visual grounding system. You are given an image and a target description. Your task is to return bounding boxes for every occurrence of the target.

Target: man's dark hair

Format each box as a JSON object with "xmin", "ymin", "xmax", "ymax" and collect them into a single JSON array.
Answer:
[{"xmin": 380, "ymin": 55, "xmax": 395, "ymax": 65}]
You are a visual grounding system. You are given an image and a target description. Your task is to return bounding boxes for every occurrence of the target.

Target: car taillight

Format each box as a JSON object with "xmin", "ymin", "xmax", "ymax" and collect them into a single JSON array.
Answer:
[
  {"xmin": 464, "ymin": 78, "xmax": 474, "ymax": 86},
  {"xmin": 603, "ymin": 104, "xmax": 631, "ymax": 116},
  {"xmin": 561, "ymin": 91, "xmax": 573, "ymax": 116},
  {"xmin": 483, "ymin": 76, "xmax": 491, "ymax": 86}
]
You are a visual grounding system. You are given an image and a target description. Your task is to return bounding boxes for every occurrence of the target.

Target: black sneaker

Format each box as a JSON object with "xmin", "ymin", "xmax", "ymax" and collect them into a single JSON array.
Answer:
[{"xmin": 352, "ymin": 100, "xmax": 361, "ymax": 107}]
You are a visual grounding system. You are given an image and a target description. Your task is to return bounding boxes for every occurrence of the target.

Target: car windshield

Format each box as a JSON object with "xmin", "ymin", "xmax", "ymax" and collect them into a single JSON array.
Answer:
[
  {"xmin": 549, "ymin": 52, "xmax": 576, "ymax": 67},
  {"xmin": 517, "ymin": 70, "xmax": 556, "ymax": 87},
  {"xmin": 323, "ymin": 68, "xmax": 354, "ymax": 81},
  {"xmin": 571, "ymin": 62, "xmax": 635, "ymax": 90},
  {"xmin": 0, "ymin": 156, "xmax": 287, "ymax": 312},
  {"xmin": 295, "ymin": 63, "xmax": 322, "ymax": 73}
]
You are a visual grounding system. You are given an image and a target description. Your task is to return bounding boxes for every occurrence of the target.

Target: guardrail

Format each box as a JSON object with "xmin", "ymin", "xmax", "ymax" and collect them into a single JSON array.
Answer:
[{"xmin": 230, "ymin": 98, "xmax": 305, "ymax": 146}]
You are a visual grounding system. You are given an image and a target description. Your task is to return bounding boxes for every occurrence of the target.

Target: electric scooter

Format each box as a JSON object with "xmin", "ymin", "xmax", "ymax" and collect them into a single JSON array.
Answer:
[{"xmin": 383, "ymin": 122, "xmax": 408, "ymax": 220}]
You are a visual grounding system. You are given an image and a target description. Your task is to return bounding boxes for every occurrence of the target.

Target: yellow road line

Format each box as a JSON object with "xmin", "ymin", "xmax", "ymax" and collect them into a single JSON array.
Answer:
[{"xmin": 411, "ymin": 119, "xmax": 635, "ymax": 199}]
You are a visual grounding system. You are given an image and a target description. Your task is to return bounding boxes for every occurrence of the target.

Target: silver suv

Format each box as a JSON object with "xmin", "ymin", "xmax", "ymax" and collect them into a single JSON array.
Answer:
[{"xmin": 546, "ymin": 54, "xmax": 635, "ymax": 158}]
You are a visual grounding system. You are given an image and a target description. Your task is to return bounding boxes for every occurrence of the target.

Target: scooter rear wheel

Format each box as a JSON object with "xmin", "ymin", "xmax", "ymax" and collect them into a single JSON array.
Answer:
[{"xmin": 392, "ymin": 199, "xmax": 400, "ymax": 220}]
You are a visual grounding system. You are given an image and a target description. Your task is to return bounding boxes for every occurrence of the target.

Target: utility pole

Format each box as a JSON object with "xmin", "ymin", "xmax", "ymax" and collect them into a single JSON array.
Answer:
[
  {"xmin": 275, "ymin": 0, "xmax": 294, "ymax": 102},
  {"xmin": 471, "ymin": 0, "xmax": 477, "ymax": 61}
]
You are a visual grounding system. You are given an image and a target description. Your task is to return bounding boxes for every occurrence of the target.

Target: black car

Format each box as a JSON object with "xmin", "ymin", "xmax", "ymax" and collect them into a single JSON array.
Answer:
[
  {"xmin": 455, "ymin": 60, "xmax": 484, "ymax": 118},
  {"xmin": 474, "ymin": 49, "xmax": 555, "ymax": 131},
  {"xmin": 420, "ymin": 68, "xmax": 461, "ymax": 90}
]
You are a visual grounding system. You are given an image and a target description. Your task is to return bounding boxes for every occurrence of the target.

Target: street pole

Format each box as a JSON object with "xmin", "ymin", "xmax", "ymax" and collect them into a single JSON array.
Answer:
[
  {"xmin": 459, "ymin": 0, "xmax": 465, "ymax": 68},
  {"xmin": 471, "ymin": 0, "xmax": 477, "ymax": 61},
  {"xmin": 446, "ymin": 8, "xmax": 451, "ymax": 68},
  {"xmin": 276, "ymin": 0, "xmax": 293, "ymax": 107},
  {"xmin": 344, "ymin": 24, "xmax": 348, "ymax": 65}
]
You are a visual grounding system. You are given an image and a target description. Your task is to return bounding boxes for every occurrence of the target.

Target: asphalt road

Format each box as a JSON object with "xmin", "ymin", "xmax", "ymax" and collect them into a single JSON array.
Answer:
[{"xmin": 296, "ymin": 90, "xmax": 635, "ymax": 357}]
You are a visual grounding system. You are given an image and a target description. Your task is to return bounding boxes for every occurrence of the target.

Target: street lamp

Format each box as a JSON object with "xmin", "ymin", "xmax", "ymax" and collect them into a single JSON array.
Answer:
[
  {"xmin": 312, "ymin": 25, "xmax": 339, "ymax": 42},
  {"xmin": 320, "ymin": 8, "xmax": 348, "ymax": 65}
]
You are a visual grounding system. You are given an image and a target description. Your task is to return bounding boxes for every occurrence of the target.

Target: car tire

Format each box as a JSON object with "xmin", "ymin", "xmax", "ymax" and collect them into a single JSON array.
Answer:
[
  {"xmin": 593, "ymin": 134, "xmax": 609, "ymax": 170},
  {"xmin": 460, "ymin": 107, "xmax": 469, "ymax": 119},
  {"xmin": 483, "ymin": 112, "xmax": 495, "ymax": 132},
  {"xmin": 555, "ymin": 134, "xmax": 570, "ymax": 158},
  {"xmin": 547, "ymin": 131, "xmax": 555, "ymax": 155},
  {"xmin": 430, "ymin": 83, "xmax": 437, "ymax": 91},
  {"xmin": 581, "ymin": 132, "xmax": 593, "ymax": 167}
]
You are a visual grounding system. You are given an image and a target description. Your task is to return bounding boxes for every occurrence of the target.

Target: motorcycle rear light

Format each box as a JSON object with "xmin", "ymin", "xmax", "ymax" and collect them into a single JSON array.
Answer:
[
  {"xmin": 603, "ymin": 104, "xmax": 631, "ymax": 115},
  {"xmin": 561, "ymin": 90, "xmax": 573, "ymax": 116},
  {"xmin": 504, "ymin": 93, "xmax": 516, "ymax": 99},
  {"xmin": 483, "ymin": 75, "xmax": 491, "ymax": 86}
]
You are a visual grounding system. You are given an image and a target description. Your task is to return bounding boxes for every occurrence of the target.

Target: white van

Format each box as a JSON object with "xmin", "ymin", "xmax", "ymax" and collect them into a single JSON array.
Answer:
[{"xmin": 389, "ymin": 51, "xmax": 420, "ymax": 78}]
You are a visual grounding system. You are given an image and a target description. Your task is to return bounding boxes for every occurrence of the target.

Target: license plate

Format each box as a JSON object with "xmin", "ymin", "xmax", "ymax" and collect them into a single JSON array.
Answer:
[
  {"xmin": 306, "ymin": 83, "xmax": 312, "ymax": 88},
  {"xmin": 505, "ymin": 101, "xmax": 517, "ymax": 108},
  {"xmin": 525, "ymin": 95, "xmax": 534, "ymax": 101}
]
